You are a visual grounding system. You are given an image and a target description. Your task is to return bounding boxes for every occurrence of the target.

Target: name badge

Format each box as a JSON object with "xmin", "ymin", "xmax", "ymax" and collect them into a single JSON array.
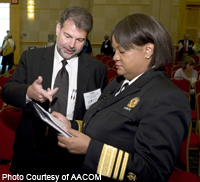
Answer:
[{"xmin": 84, "ymin": 88, "xmax": 101, "ymax": 109}]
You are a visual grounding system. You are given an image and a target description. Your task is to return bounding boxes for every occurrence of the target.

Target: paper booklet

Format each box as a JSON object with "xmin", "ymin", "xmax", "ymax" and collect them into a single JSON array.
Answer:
[{"xmin": 33, "ymin": 102, "xmax": 72, "ymax": 137}]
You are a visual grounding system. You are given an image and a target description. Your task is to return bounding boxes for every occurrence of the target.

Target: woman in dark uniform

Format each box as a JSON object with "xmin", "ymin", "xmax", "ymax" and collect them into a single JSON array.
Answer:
[{"xmin": 53, "ymin": 13, "xmax": 191, "ymax": 182}]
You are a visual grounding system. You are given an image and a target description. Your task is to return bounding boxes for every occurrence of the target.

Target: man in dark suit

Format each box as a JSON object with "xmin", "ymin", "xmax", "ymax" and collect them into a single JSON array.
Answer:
[
  {"xmin": 1, "ymin": 6, "xmax": 107, "ymax": 176},
  {"xmin": 101, "ymin": 34, "xmax": 113, "ymax": 56},
  {"xmin": 178, "ymin": 33, "xmax": 194, "ymax": 61}
]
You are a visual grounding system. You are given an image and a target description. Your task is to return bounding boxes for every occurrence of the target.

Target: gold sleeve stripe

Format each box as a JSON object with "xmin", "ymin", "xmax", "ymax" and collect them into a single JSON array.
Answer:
[
  {"xmin": 97, "ymin": 144, "xmax": 117, "ymax": 177},
  {"xmin": 75, "ymin": 120, "xmax": 83, "ymax": 132},
  {"xmin": 119, "ymin": 152, "xmax": 129, "ymax": 181},
  {"xmin": 112, "ymin": 150, "xmax": 123, "ymax": 180}
]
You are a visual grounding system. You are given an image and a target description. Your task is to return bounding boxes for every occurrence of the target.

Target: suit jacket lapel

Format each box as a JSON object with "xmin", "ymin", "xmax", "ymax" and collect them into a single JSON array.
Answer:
[{"xmin": 38, "ymin": 45, "xmax": 55, "ymax": 90}]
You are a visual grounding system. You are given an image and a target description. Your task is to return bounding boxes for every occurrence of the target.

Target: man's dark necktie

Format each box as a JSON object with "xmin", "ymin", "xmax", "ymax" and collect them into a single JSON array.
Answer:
[{"xmin": 51, "ymin": 60, "xmax": 69, "ymax": 116}]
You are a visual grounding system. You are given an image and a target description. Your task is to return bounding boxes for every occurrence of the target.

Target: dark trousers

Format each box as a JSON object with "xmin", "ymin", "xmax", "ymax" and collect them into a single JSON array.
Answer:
[{"xmin": 1, "ymin": 53, "xmax": 13, "ymax": 75}]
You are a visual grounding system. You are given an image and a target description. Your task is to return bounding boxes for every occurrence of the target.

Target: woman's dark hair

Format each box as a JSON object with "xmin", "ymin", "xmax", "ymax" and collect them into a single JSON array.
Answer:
[
  {"xmin": 111, "ymin": 13, "xmax": 174, "ymax": 69},
  {"xmin": 60, "ymin": 6, "xmax": 93, "ymax": 33},
  {"xmin": 182, "ymin": 56, "xmax": 195, "ymax": 69}
]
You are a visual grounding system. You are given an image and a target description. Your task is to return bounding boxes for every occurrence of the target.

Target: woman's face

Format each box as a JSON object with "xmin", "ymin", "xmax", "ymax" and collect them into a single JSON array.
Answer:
[
  {"xmin": 112, "ymin": 36, "xmax": 153, "ymax": 80},
  {"xmin": 185, "ymin": 63, "xmax": 194, "ymax": 71}
]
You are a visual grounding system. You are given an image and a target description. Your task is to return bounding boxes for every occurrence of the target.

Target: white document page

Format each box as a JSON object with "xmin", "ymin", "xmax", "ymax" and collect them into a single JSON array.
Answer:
[{"xmin": 33, "ymin": 103, "xmax": 72, "ymax": 137}]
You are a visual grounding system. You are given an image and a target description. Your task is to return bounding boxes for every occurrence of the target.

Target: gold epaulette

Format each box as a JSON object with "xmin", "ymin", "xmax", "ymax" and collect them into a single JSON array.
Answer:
[
  {"xmin": 97, "ymin": 144, "xmax": 129, "ymax": 181},
  {"xmin": 75, "ymin": 120, "xmax": 83, "ymax": 132}
]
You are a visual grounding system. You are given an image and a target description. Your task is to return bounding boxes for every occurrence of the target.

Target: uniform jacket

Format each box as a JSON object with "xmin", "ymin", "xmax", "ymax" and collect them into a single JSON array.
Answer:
[
  {"xmin": 1, "ymin": 45, "xmax": 107, "ymax": 174},
  {"xmin": 76, "ymin": 69, "xmax": 191, "ymax": 182}
]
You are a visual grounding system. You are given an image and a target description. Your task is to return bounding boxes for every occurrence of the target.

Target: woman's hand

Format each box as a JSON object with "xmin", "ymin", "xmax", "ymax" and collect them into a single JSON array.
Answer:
[
  {"xmin": 51, "ymin": 111, "xmax": 71, "ymax": 128},
  {"xmin": 57, "ymin": 127, "xmax": 91, "ymax": 154}
]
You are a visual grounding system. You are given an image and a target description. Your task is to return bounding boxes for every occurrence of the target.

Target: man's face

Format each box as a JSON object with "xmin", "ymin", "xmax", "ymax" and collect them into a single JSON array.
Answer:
[
  {"xmin": 184, "ymin": 34, "xmax": 189, "ymax": 40},
  {"xmin": 56, "ymin": 19, "xmax": 87, "ymax": 60},
  {"xmin": 104, "ymin": 35, "xmax": 109, "ymax": 40}
]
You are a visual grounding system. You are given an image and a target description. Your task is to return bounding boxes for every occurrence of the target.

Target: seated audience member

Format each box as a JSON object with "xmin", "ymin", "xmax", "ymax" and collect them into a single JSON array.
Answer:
[
  {"xmin": 174, "ymin": 56, "xmax": 198, "ymax": 87},
  {"xmin": 53, "ymin": 13, "xmax": 191, "ymax": 182},
  {"xmin": 174, "ymin": 56, "xmax": 198, "ymax": 109}
]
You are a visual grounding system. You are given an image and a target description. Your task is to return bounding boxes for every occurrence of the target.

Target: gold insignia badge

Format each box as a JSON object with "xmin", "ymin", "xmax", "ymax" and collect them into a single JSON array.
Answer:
[
  {"xmin": 127, "ymin": 172, "xmax": 137, "ymax": 181},
  {"xmin": 127, "ymin": 97, "xmax": 140, "ymax": 108},
  {"xmin": 124, "ymin": 97, "xmax": 140, "ymax": 111}
]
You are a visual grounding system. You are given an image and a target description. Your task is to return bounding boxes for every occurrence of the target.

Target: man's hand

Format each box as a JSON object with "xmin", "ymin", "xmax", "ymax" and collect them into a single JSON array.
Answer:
[{"xmin": 27, "ymin": 76, "xmax": 58, "ymax": 103}]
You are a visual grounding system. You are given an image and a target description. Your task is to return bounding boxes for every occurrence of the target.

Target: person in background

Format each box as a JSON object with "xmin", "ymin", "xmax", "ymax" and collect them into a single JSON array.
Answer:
[
  {"xmin": 101, "ymin": 34, "xmax": 113, "ymax": 56},
  {"xmin": 82, "ymin": 37, "xmax": 92, "ymax": 55},
  {"xmin": 1, "ymin": 30, "xmax": 10, "ymax": 46},
  {"xmin": 174, "ymin": 56, "xmax": 198, "ymax": 110},
  {"xmin": 178, "ymin": 33, "xmax": 194, "ymax": 61},
  {"xmin": 53, "ymin": 13, "xmax": 190, "ymax": 182},
  {"xmin": 0, "ymin": 33, "xmax": 15, "ymax": 75},
  {"xmin": 174, "ymin": 56, "xmax": 198, "ymax": 82},
  {"xmin": 1, "ymin": 6, "xmax": 107, "ymax": 176}
]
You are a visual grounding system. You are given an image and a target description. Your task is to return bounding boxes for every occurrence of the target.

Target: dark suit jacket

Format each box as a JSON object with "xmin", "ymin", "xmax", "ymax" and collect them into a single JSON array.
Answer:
[
  {"xmin": 1, "ymin": 45, "xmax": 107, "ymax": 174},
  {"xmin": 178, "ymin": 39, "xmax": 194, "ymax": 60},
  {"xmin": 75, "ymin": 69, "xmax": 191, "ymax": 182},
  {"xmin": 101, "ymin": 40, "xmax": 113, "ymax": 56}
]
